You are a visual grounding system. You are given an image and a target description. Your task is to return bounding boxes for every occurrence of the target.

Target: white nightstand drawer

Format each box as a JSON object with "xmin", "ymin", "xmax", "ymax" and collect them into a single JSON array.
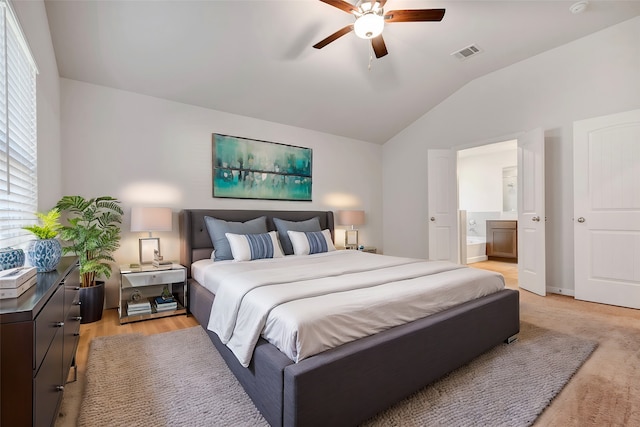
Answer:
[{"xmin": 122, "ymin": 269, "xmax": 186, "ymax": 288}]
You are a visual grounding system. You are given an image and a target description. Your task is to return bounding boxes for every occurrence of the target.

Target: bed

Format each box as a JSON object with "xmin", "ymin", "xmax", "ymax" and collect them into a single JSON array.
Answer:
[{"xmin": 179, "ymin": 209, "xmax": 520, "ymax": 427}]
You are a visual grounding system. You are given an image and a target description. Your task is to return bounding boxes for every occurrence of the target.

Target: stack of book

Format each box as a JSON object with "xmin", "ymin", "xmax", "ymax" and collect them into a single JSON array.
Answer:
[
  {"xmin": 127, "ymin": 298, "xmax": 152, "ymax": 316},
  {"xmin": 151, "ymin": 259, "xmax": 173, "ymax": 270},
  {"xmin": 0, "ymin": 267, "xmax": 37, "ymax": 300},
  {"xmin": 153, "ymin": 295, "xmax": 177, "ymax": 312}
]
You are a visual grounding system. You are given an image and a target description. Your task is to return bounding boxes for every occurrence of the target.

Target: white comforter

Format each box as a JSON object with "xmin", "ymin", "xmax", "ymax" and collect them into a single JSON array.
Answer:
[{"xmin": 193, "ymin": 251, "xmax": 505, "ymax": 367}]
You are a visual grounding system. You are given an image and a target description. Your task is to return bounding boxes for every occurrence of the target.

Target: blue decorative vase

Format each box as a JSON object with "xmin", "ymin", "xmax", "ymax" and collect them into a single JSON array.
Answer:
[
  {"xmin": 26, "ymin": 239, "xmax": 62, "ymax": 272},
  {"xmin": 0, "ymin": 247, "xmax": 25, "ymax": 270}
]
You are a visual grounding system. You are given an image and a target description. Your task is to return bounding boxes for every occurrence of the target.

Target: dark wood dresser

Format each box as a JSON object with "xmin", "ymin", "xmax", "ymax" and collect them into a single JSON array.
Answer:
[{"xmin": 0, "ymin": 257, "xmax": 81, "ymax": 427}]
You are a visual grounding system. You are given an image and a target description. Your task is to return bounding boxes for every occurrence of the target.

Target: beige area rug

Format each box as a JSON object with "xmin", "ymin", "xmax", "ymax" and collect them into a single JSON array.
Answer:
[{"xmin": 57, "ymin": 322, "xmax": 596, "ymax": 427}]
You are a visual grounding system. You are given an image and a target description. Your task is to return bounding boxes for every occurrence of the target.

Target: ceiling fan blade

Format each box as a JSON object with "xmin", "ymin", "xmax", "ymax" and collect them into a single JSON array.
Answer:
[
  {"xmin": 371, "ymin": 35, "xmax": 388, "ymax": 59},
  {"xmin": 384, "ymin": 9, "xmax": 446, "ymax": 23},
  {"xmin": 318, "ymin": 0, "xmax": 358, "ymax": 14},
  {"xmin": 313, "ymin": 25, "xmax": 354, "ymax": 49}
]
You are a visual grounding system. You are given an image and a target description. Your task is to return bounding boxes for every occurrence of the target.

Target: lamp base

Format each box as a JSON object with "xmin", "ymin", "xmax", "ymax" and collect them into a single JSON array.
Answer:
[
  {"xmin": 139, "ymin": 237, "xmax": 160, "ymax": 264},
  {"xmin": 345, "ymin": 229, "xmax": 359, "ymax": 249}
]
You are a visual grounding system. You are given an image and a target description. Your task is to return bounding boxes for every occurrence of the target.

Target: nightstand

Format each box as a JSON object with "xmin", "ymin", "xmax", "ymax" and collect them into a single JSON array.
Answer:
[{"xmin": 118, "ymin": 264, "xmax": 187, "ymax": 324}]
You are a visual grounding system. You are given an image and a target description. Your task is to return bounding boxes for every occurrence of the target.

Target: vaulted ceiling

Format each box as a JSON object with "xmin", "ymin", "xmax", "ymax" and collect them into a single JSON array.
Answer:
[{"xmin": 44, "ymin": 0, "xmax": 640, "ymax": 144}]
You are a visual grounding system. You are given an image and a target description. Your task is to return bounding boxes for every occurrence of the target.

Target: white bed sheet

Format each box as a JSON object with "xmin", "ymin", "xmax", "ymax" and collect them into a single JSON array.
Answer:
[{"xmin": 192, "ymin": 251, "xmax": 505, "ymax": 367}]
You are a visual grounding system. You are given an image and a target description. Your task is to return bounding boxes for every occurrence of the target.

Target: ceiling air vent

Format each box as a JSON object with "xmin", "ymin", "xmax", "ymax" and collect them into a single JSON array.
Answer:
[{"xmin": 451, "ymin": 44, "xmax": 482, "ymax": 60}]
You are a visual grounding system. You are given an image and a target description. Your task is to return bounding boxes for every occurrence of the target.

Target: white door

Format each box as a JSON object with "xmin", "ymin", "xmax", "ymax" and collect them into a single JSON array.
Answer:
[
  {"xmin": 427, "ymin": 149, "xmax": 458, "ymax": 263},
  {"xmin": 574, "ymin": 109, "xmax": 640, "ymax": 309},
  {"xmin": 518, "ymin": 128, "xmax": 546, "ymax": 296}
]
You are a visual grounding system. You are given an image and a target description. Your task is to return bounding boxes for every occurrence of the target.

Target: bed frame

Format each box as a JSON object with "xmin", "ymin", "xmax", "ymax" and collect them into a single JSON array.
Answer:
[{"xmin": 179, "ymin": 209, "xmax": 520, "ymax": 427}]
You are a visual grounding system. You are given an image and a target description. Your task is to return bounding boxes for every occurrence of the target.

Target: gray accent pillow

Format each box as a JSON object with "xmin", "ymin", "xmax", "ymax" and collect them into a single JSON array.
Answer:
[
  {"xmin": 273, "ymin": 217, "xmax": 321, "ymax": 255},
  {"xmin": 204, "ymin": 215, "xmax": 268, "ymax": 261}
]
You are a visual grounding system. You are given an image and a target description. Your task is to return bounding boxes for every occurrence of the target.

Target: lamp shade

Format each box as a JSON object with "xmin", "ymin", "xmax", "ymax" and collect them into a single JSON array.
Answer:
[
  {"xmin": 336, "ymin": 210, "xmax": 365, "ymax": 227},
  {"xmin": 130, "ymin": 207, "xmax": 173, "ymax": 232}
]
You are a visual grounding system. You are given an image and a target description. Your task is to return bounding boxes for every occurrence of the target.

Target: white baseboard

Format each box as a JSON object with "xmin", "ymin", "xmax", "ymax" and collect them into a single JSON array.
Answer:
[{"xmin": 546, "ymin": 286, "xmax": 575, "ymax": 297}]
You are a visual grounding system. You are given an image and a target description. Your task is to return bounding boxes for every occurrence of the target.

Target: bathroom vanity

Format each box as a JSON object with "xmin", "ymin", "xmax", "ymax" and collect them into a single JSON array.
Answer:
[{"xmin": 486, "ymin": 220, "xmax": 518, "ymax": 261}]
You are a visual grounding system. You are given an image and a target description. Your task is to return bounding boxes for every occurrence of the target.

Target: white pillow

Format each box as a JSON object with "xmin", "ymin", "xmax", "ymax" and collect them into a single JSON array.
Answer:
[
  {"xmin": 225, "ymin": 231, "xmax": 284, "ymax": 262},
  {"xmin": 287, "ymin": 229, "xmax": 336, "ymax": 256}
]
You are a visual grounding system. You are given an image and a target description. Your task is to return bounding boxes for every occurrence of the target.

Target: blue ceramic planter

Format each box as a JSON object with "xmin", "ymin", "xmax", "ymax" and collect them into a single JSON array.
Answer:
[
  {"xmin": 0, "ymin": 247, "xmax": 25, "ymax": 270},
  {"xmin": 26, "ymin": 239, "xmax": 62, "ymax": 272}
]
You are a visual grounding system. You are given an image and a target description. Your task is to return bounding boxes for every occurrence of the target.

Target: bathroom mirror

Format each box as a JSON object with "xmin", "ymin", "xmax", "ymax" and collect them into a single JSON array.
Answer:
[{"xmin": 502, "ymin": 166, "xmax": 517, "ymax": 212}]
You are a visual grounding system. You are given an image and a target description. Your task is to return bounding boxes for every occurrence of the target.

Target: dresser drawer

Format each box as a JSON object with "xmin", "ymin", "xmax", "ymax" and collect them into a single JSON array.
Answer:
[
  {"xmin": 64, "ymin": 265, "xmax": 81, "ymax": 310},
  {"xmin": 65, "ymin": 302, "xmax": 81, "ymax": 334},
  {"xmin": 122, "ymin": 269, "xmax": 186, "ymax": 287},
  {"xmin": 34, "ymin": 285, "xmax": 64, "ymax": 372},
  {"xmin": 63, "ymin": 302, "xmax": 81, "ymax": 374},
  {"xmin": 33, "ymin": 328, "xmax": 64, "ymax": 427}
]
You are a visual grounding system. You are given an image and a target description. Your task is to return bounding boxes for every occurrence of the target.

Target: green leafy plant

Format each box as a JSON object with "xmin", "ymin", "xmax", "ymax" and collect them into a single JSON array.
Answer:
[
  {"xmin": 22, "ymin": 208, "xmax": 62, "ymax": 239},
  {"xmin": 55, "ymin": 196, "xmax": 123, "ymax": 287}
]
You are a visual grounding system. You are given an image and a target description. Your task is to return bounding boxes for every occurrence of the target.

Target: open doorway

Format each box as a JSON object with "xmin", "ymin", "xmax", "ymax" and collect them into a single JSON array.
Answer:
[
  {"xmin": 457, "ymin": 140, "xmax": 519, "ymax": 289},
  {"xmin": 428, "ymin": 130, "xmax": 545, "ymax": 294}
]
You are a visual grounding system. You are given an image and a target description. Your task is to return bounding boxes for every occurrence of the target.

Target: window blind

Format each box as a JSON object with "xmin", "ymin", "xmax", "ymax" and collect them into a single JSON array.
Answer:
[{"xmin": 0, "ymin": 1, "xmax": 38, "ymax": 249}]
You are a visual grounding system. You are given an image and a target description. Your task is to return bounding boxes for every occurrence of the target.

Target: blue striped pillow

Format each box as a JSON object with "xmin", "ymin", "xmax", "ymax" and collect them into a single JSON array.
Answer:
[
  {"xmin": 225, "ymin": 231, "xmax": 284, "ymax": 261},
  {"xmin": 246, "ymin": 233, "xmax": 275, "ymax": 259},
  {"xmin": 305, "ymin": 231, "xmax": 328, "ymax": 254},
  {"xmin": 287, "ymin": 229, "xmax": 336, "ymax": 256}
]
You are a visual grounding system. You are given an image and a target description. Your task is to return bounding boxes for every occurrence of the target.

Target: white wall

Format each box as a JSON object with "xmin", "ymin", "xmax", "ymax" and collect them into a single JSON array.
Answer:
[
  {"xmin": 60, "ymin": 79, "xmax": 383, "ymax": 306},
  {"xmin": 383, "ymin": 17, "xmax": 640, "ymax": 294},
  {"xmin": 458, "ymin": 148, "xmax": 517, "ymax": 214},
  {"xmin": 12, "ymin": 0, "xmax": 62, "ymax": 210}
]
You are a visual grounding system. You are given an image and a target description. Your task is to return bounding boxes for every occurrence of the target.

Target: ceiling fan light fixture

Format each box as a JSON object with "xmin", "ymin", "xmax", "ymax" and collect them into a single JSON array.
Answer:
[
  {"xmin": 358, "ymin": 1, "xmax": 380, "ymax": 13},
  {"xmin": 354, "ymin": 12, "xmax": 384, "ymax": 39}
]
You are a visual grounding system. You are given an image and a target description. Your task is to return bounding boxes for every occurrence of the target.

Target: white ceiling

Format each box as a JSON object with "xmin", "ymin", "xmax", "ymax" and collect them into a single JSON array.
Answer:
[{"xmin": 43, "ymin": 0, "xmax": 640, "ymax": 144}]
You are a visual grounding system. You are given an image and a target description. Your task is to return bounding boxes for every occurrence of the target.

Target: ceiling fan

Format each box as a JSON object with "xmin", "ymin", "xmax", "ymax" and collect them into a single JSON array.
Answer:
[{"xmin": 313, "ymin": 0, "xmax": 445, "ymax": 59}]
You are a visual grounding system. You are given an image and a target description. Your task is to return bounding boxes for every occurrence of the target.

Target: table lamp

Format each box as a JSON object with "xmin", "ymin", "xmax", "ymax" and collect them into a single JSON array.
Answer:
[
  {"xmin": 336, "ymin": 210, "xmax": 365, "ymax": 249},
  {"xmin": 130, "ymin": 207, "xmax": 172, "ymax": 264}
]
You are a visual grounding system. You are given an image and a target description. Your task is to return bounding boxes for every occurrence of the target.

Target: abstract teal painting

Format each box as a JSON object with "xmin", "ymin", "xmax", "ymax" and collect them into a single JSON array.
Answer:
[{"xmin": 212, "ymin": 134, "xmax": 312, "ymax": 201}]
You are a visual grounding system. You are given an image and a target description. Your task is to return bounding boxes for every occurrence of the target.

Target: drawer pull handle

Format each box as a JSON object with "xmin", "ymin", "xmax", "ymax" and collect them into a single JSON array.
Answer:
[
  {"xmin": 73, "ymin": 316, "xmax": 82, "ymax": 321},
  {"xmin": 74, "ymin": 287, "xmax": 80, "ymax": 290},
  {"xmin": 55, "ymin": 322, "xmax": 65, "ymax": 327},
  {"xmin": 56, "ymin": 385, "xmax": 64, "ymax": 391},
  {"xmin": 74, "ymin": 301, "xmax": 82, "ymax": 305},
  {"xmin": 74, "ymin": 333, "xmax": 80, "ymax": 337}
]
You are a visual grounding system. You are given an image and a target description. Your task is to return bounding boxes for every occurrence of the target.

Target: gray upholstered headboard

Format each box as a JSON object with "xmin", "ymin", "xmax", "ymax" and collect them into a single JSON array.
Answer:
[{"xmin": 179, "ymin": 209, "xmax": 335, "ymax": 276}]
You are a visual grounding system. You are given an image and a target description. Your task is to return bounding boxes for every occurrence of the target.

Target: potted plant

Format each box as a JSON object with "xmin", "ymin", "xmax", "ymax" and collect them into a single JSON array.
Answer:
[
  {"xmin": 23, "ymin": 208, "xmax": 63, "ymax": 272},
  {"xmin": 55, "ymin": 195, "xmax": 123, "ymax": 323}
]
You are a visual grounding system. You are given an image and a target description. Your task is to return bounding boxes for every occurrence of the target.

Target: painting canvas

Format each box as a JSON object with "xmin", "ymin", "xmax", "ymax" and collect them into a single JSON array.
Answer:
[{"xmin": 212, "ymin": 134, "xmax": 312, "ymax": 201}]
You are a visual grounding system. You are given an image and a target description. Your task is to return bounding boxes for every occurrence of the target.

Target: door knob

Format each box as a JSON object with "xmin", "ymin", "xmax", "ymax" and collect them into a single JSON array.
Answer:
[
  {"xmin": 430, "ymin": 217, "xmax": 435, "ymax": 222},
  {"xmin": 577, "ymin": 217, "xmax": 585, "ymax": 223},
  {"xmin": 532, "ymin": 216, "xmax": 540, "ymax": 222}
]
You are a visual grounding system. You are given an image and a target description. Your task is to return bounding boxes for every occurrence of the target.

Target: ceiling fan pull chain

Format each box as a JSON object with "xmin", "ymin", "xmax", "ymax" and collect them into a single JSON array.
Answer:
[{"xmin": 368, "ymin": 47, "xmax": 373, "ymax": 71}]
